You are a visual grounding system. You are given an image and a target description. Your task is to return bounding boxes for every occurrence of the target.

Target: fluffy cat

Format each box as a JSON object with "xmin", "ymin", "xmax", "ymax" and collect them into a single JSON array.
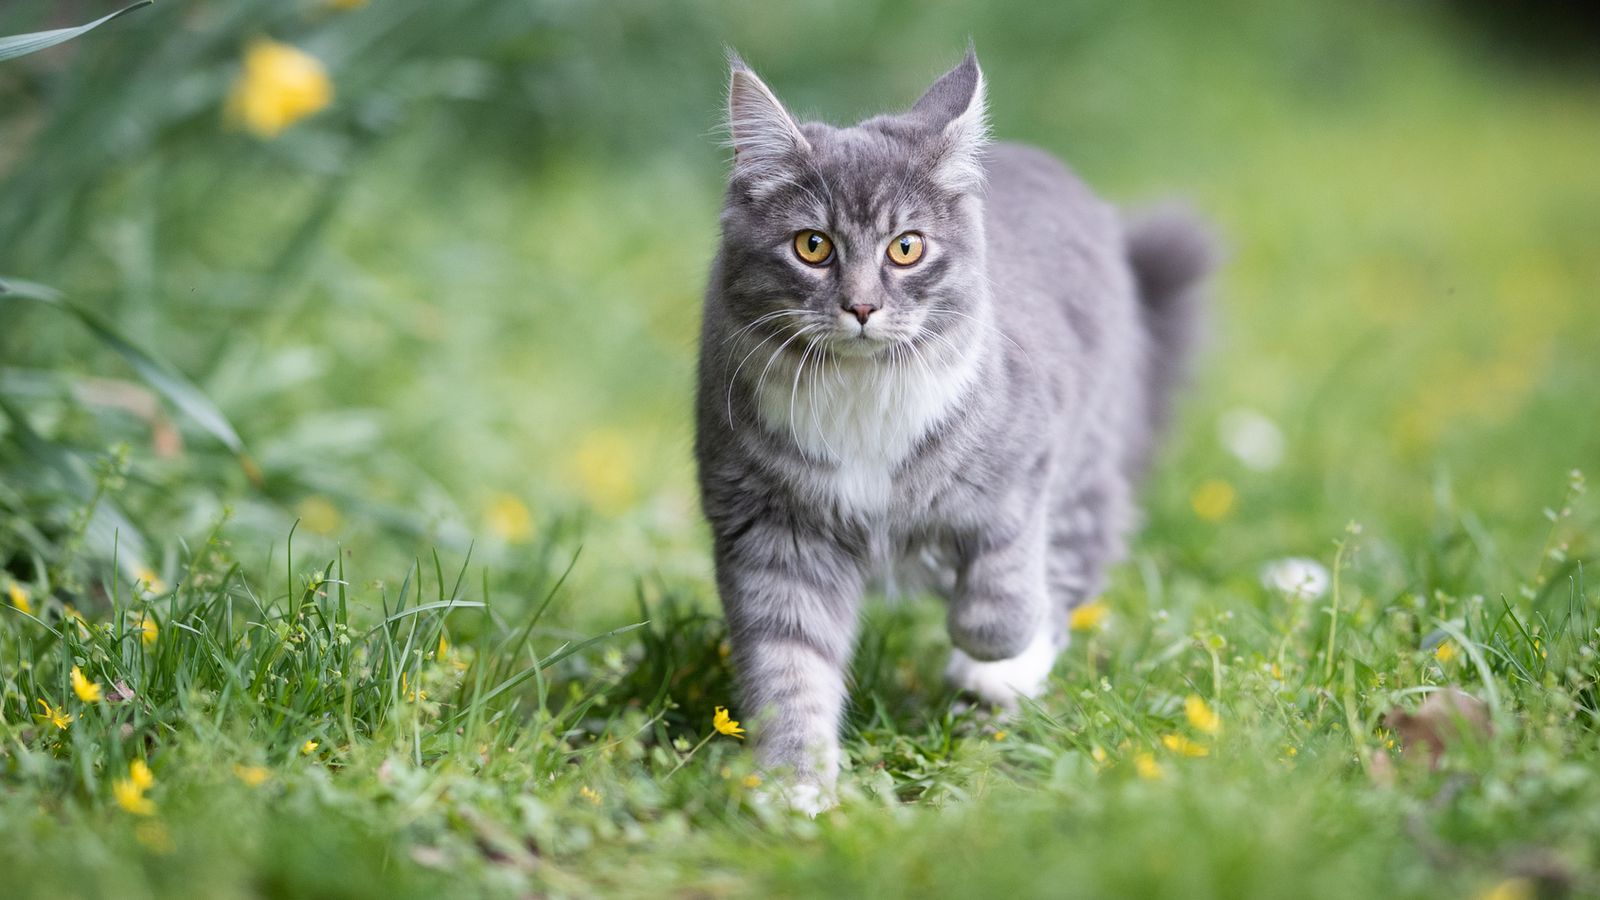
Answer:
[{"xmin": 694, "ymin": 48, "xmax": 1215, "ymax": 810}]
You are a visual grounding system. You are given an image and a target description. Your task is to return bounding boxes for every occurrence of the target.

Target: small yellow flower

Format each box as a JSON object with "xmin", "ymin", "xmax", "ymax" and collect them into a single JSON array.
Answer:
[
  {"xmin": 1184, "ymin": 695, "xmax": 1221, "ymax": 735},
  {"xmin": 1434, "ymin": 641, "xmax": 1458, "ymax": 664},
  {"xmin": 1161, "ymin": 734, "xmax": 1210, "ymax": 758},
  {"xmin": 401, "ymin": 672, "xmax": 427, "ymax": 703},
  {"xmin": 113, "ymin": 778, "xmax": 156, "ymax": 816},
  {"xmin": 578, "ymin": 785, "xmax": 602, "ymax": 805},
  {"xmin": 295, "ymin": 495, "xmax": 343, "ymax": 535},
  {"xmin": 135, "ymin": 567, "xmax": 167, "ymax": 594},
  {"xmin": 136, "ymin": 614, "xmax": 159, "ymax": 646},
  {"xmin": 742, "ymin": 773, "xmax": 762, "ymax": 788},
  {"xmin": 227, "ymin": 38, "xmax": 334, "ymax": 138},
  {"xmin": 1189, "ymin": 479, "xmax": 1236, "ymax": 522},
  {"xmin": 233, "ymin": 764, "xmax": 270, "ymax": 787},
  {"xmin": 71, "ymin": 666, "xmax": 102, "ymax": 703},
  {"xmin": 129, "ymin": 759, "xmax": 155, "ymax": 792},
  {"xmin": 1269, "ymin": 662, "xmax": 1283, "ymax": 680},
  {"xmin": 1283, "ymin": 745, "xmax": 1298, "ymax": 758},
  {"xmin": 713, "ymin": 706, "xmax": 745, "ymax": 740},
  {"xmin": 134, "ymin": 820, "xmax": 175, "ymax": 854},
  {"xmin": 1090, "ymin": 745, "xmax": 1108, "ymax": 766},
  {"xmin": 485, "ymin": 493, "xmax": 535, "ymax": 543},
  {"xmin": 1069, "ymin": 599, "xmax": 1109, "ymax": 632},
  {"xmin": 992, "ymin": 730, "xmax": 1007, "ymax": 742},
  {"xmin": 36, "ymin": 699, "xmax": 73, "ymax": 730},
  {"xmin": 570, "ymin": 429, "xmax": 638, "ymax": 515},
  {"xmin": 301, "ymin": 740, "xmax": 319, "ymax": 755},
  {"xmin": 8, "ymin": 582, "xmax": 32, "ymax": 615},
  {"xmin": 1477, "ymin": 878, "xmax": 1535, "ymax": 900},
  {"xmin": 1133, "ymin": 752, "xmax": 1164, "ymax": 780}
]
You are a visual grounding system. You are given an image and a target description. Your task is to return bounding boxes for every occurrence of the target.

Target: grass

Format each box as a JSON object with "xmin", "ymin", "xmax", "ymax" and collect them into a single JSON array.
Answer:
[{"xmin": 2, "ymin": 0, "xmax": 1600, "ymax": 897}]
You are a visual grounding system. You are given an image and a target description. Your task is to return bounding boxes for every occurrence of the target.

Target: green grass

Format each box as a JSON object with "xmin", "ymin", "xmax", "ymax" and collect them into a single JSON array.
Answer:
[{"xmin": 2, "ymin": 0, "xmax": 1599, "ymax": 897}]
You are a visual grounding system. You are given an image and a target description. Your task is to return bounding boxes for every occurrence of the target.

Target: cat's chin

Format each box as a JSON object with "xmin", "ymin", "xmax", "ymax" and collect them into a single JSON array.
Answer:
[{"xmin": 820, "ymin": 334, "xmax": 897, "ymax": 360}]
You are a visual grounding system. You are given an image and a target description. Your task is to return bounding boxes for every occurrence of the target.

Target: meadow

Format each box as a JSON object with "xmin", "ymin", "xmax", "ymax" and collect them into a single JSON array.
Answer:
[{"xmin": 1, "ymin": 1, "xmax": 1598, "ymax": 897}]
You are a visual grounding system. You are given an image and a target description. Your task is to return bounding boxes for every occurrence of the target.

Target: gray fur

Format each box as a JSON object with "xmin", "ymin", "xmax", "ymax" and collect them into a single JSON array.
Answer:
[{"xmin": 695, "ymin": 49, "xmax": 1216, "ymax": 805}]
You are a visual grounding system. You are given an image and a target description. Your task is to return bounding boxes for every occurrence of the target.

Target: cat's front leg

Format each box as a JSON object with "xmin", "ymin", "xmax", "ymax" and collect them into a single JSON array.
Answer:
[
  {"xmin": 713, "ymin": 517, "xmax": 863, "ymax": 813},
  {"xmin": 945, "ymin": 506, "xmax": 1057, "ymax": 709}
]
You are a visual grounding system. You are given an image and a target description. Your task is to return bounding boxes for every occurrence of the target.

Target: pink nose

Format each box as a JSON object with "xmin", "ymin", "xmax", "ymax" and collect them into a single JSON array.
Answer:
[{"xmin": 849, "ymin": 304, "xmax": 877, "ymax": 325}]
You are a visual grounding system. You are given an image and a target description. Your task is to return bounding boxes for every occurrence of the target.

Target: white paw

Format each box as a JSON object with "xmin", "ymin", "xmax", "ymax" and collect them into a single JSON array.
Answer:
[
  {"xmin": 946, "ymin": 628, "xmax": 1058, "ymax": 711},
  {"xmin": 751, "ymin": 778, "xmax": 835, "ymax": 817}
]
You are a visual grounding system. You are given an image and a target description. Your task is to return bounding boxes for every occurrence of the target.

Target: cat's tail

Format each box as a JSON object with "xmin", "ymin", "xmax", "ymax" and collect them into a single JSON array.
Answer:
[{"xmin": 1124, "ymin": 205, "xmax": 1220, "ymax": 445}]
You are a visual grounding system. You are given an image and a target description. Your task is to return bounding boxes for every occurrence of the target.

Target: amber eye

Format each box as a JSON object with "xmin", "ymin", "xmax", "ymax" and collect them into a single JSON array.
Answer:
[
  {"xmin": 886, "ymin": 232, "xmax": 925, "ymax": 266},
  {"xmin": 793, "ymin": 230, "xmax": 834, "ymax": 265}
]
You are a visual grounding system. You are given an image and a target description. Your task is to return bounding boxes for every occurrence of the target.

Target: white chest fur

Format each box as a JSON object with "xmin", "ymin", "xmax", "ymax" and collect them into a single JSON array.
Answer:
[{"xmin": 754, "ymin": 343, "xmax": 980, "ymax": 515}]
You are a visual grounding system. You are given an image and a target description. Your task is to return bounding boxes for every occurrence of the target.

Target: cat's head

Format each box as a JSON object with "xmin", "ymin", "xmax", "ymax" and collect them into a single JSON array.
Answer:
[{"xmin": 716, "ymin": 49, "xmax": 990, "ymax": 359}]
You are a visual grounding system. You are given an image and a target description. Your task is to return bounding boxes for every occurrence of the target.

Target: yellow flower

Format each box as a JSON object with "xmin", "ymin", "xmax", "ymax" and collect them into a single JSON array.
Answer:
[
  {"xmin": 134, "ymin": 820, "xmax": 175, "ymax": 855},
  {"xmin": 570, "ymin": 429, "xmax": 638, "ymax": 515},
  {"xmin": 992, "ymin": 730, "xmax": 1007, "ymax": 742},
  {"xmin": 1189, "ymin": 479, "xmax": 1236, "ymax": 522},
  {"xmin": 1184, "ymin": 695, "xmax": 1221, "ymax": 735},
  {"xmin": 8, "ymin": 582, "xmax": 32, "ymax": 615},
  {"xmin": 1434, "ymin": 641, "xmax": 1458, "ymax": 663},
  {"xmin": 401, "ymin": 672, "xmax": 427, "ymax": 703},
  {"xmin": 130, "ymin": 759, "xmax": 155, "ymax": 792},
  {"xmin": 301, "ymin": 740, "xmax": 319, "ymax": 755},
  {"xmin": 485, "ymin": 493, "xmax": 535, "ymax": 543},
  {"xmin": 113, "ymin": 778, "xmax": 156, "ymax": 816},
  {"xmin": 71, "ymin": 666, "xmax": 102, "ymax": 703},
  {"xmin": 1477, "ymin": 878, "xmax": 1535, "ymax": 900},
  {"xmin": 227, "ymin": 39, "xmax": 333, "ymax": 138},
  {"xmin": 135, "ymin": 567, "xmax": 167, "ymax": 594},
  {"xmin": 136, "ymin": 614, "xmax": 159, "ymax": 646},
  {"xmin": 1090, "ymin": 745, "xmax": 1108, "ymax": 767},
  {"xmin": 1133, "ymin": 752, "xmax": 1164, "ymax": 780},
  {"xmin": 578, "ymin": 785, "xmax": 602, "ymax": 805},
  {"xmin": 36, "ymin": 699, "xmax": 73, "ymax": 730},
  {"xmin": 233, "ymin": 764, "xmax": 270, "ymax": 787},
  {"xmin": 713, "ymin": 706, "xmax": 745, "ymax": 740},
  {"xmin": 742, "ymin": 773, "xmax": 762, "ymax": 788},
  {"xmin": 1069, "ymin": 599, "xmax": 1109, "ymax": 632},
  {"xmin": 1161, "ymin": 734, "xmax": 1210, "ymax": 758},
  {"xmin": 295, "ymin": 495, "xmax": 343, "ymax": 535}
]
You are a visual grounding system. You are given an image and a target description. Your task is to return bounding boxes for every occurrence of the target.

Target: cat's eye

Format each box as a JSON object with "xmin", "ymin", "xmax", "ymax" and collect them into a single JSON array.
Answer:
[
  {"xmin": 793, "ymin": 230, "xmax": 834, "ymax": 266},
  {"xmin": 886, "ymin": 232, "xmax": 925, "ymax": 266}
]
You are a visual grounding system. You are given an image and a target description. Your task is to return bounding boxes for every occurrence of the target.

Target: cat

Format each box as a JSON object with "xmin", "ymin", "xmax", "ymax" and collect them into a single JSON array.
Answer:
[{"xmin": 694, "ymin": 47, "xmax": 1216, "ymax": 812}]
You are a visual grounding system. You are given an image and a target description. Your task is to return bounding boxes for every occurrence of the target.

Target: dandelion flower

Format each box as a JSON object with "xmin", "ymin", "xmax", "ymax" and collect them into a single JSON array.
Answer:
[
  {"xmin": 992, "ymin": 730, "xmax": 1007, "ymax": 742},
  {"xmin": 1190, "ymin": 479, "xmax": 1237, "ymax": 522},
  {"xmin": 233, "ymin": 764, "xmax": 270, "ymax": 787},
  {"xmin": 226, "ymin": 38, "xmax": 333, "ymax": 138},
  {"xmin": 713, "ymin": 706, "xmax": 745, "ymax": 740},
  {"xmin": 742, "ymin": 773, "xmax": 762, "ymax": 788},
  {"xmin": 1184, "ymin": 694, "xmax": 1221, "ymax": 735},
  {"xmin": 135, "ymin": 567, "xmax": 167, "ymax": 594},
  {"xmin": 1434, "ymin": 641, "xmax": 1458, "ymax": 663},
  {"xmin": 1478, "ymin": 878, "xmax": 1535, "ymax": 900},
  {"xmin": 1133, "ymin": 752, "xmax": 1164, "ymax": 781},
  {"xmin": 485, "ymin": 493, "xmax": 535, "ymax": 543},
  {"xmin": 301, "ymin": 740, "xmax": 319, "ymax": 755},
  {"xmin": 1069, "ymin": 599, "xmax": 1109, "ymax": 632},
  {"xmin": 36, "ymin": 699, "xmax": 73, "ymax": 730},
  {"xmin": 1161, "ymin": 734, "xmax": 1209, "ymax": 758},
  {"xmin": 570, "ymin": 429, "xmax": 638, "ymax": 515},
  {"xmin": 579, "ymin": 785, "xmax": 602, "ymax": 805},
  {"xmin": 113, "ymin": 778, "xmax": 156, "ymax": 816},
  {"xmin": 71, "ymin": 666, "xmax": 102, "ymax": 703},
  {"xmin": 1260, "ymin": 557, "xmax": 1330, "ymax": 601},
  {"xmin": 8, "ymin": 582, "xmax": 31, "ymax": 615},
  {"xmin": 130, "ymin": 759, "xmax": 155, "ymax": 792},
  {"xmin": 137, "ymin": 614, "xmax": 159, "ymax": 646}
]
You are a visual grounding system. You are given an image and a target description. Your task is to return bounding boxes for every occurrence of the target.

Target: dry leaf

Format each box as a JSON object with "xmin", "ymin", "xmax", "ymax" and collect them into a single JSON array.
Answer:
[{"xmin": 1385, "ymin": 688, "xmax": 1492, "ymax": 768}]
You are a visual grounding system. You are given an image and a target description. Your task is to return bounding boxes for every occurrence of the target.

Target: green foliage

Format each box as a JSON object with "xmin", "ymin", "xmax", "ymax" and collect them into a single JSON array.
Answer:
[{"xmin": 1, "ymin": 0, "xmax": 1598, "ymax": 897}]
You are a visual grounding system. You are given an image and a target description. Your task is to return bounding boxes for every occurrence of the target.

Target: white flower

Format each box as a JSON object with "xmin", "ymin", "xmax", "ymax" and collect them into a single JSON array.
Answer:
[
  {"xmin": 1218, "ymin": 407, "xmax": 1285, "ymax": 472},
  {"xmin": 1261, "ymin": 557, "xmax": 1330, "ymax": 601}
]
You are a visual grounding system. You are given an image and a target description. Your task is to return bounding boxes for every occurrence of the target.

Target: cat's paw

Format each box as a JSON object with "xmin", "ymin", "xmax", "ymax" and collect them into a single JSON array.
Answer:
[
  {"xmin": 751, "ymin": 777, "xmax": 836, "ymax": 817},
  {"xmin": 946, "ymin": 629, "xmax": 1058, "ymax": 711}
]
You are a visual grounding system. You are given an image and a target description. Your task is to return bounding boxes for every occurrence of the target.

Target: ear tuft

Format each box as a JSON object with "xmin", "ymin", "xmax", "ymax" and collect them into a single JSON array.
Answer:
[
  {"xmin": 912, "ymin": 47, "xmax": 989, "ymax": 192},
  {"xmin": 726, "ymin": 59, "xmax": 809, "ymax": 191}
]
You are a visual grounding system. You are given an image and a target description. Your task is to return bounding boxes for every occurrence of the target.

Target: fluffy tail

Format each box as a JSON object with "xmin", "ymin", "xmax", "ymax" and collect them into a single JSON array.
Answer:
[{"xmin": 1124, "ymin": 205, "xmax": 1220, "ymax": 444}]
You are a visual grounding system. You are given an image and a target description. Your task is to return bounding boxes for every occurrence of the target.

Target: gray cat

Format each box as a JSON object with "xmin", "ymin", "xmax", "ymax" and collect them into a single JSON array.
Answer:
[{"xmin": 694, "ymin": 48, "xmax": 1215, "ymax": 811}]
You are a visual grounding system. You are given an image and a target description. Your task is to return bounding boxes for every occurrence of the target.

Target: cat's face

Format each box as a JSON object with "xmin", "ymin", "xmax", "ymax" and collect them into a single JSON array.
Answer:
[{"xmin": 716, "ymin": 52, "xmax": 990, "ymax": 361}]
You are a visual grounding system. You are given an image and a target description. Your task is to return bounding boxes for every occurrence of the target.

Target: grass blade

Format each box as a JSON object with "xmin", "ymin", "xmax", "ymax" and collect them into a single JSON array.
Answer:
[{"xmin": 0, "ymin": 1, "xmax": 153, "ymax": 62}]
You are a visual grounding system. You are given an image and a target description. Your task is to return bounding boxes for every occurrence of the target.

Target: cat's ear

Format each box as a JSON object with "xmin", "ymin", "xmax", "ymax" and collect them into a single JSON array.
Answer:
[
  {"xmin": 726, "ymin": 54, "xmax": 810, "ymax": 191},
  {"xmin": 911, "ymin": 47, "xmax": 989, "ymax": 192}
]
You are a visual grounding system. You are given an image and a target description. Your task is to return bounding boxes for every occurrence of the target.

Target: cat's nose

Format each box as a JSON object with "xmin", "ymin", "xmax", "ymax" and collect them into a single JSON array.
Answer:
[{"xmin": 847, "ymin": 303, "xmax": 879, "ymax": 325}]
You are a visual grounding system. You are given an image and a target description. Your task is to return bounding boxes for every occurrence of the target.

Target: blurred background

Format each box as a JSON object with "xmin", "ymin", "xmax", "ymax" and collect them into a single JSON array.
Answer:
[{"xmin": 2, "ymin": 0, "xmax": 1597, "ymax": 623}]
